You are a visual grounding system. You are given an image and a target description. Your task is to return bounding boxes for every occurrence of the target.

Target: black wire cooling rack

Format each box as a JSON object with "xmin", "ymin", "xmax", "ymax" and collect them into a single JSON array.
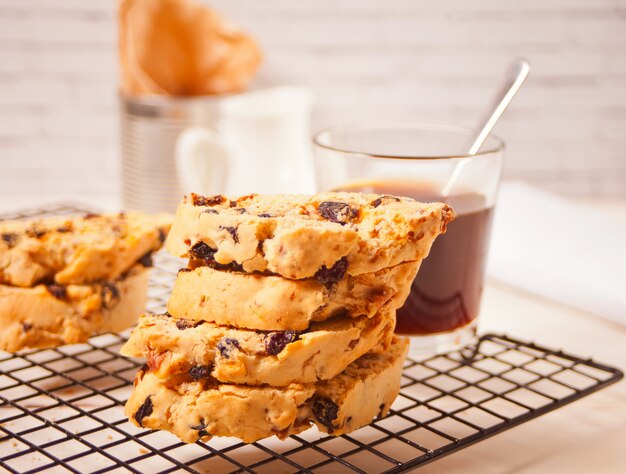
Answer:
[{"xmin": 0, "ymin": 204, "xmax": 623, "ymax": 474}]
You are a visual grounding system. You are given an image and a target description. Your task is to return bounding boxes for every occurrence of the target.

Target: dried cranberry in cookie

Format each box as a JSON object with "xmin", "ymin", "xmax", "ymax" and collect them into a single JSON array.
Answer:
[
  {"xmin": 191, "ymin": 193, "xmax": 227, "ymax": 207},
  {"xmin": 314, "ymin": 257, "xmax": 348, "ymax": 288},
  {"xmin": 219, "ymin": 226, "xmax": 239, "ymax": 243},
  {"xmin": 100, "ymin": 282, "xmax": 120, "ymax": 309},
  {"xmin": 45, "ymin": 284, "xmax": 67, "ymax": 300},
  {"xmin": 312, "ymin": 397, "xmax": 339, "ymax": 429},
  {"xmin": 188, "ymin": 241, "xmax": 216, "ymax": 260},
  {"xmin": 265, "ymin": 331, "xmax": 299, "ymax": 355},
  {"xmin": 175, "ymin": 318, "xmax": 204, "ymax": 330},
  {"xmin": 216, "ymin": 338, "xmax": 241, "ymax": 359},
  {"xmin": 1, "ymin": 233, "xmax": 17, "ymax": 248},
  {"xmin": 189, "ymin": 365, "xmax": 212, "ymax": 381},
  {"xmin": 191, "ymin": 420, "xmax": 209, "ymax": 438},
  {"xmin": 133, "ymin": 396, "xmax": 153, "ymax": 427}
]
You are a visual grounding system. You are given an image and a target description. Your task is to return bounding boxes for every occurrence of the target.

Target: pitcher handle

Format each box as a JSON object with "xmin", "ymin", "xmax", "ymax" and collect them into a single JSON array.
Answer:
[{"xmin": 175, "ymin": 127, "xmax": 230, "ymax": 196}]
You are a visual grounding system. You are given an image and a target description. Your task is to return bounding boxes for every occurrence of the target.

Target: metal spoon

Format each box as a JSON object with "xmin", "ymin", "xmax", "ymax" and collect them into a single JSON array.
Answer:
[{"xmin": 442, "ymin": 58, "xmax": 530, "ymax": 197}]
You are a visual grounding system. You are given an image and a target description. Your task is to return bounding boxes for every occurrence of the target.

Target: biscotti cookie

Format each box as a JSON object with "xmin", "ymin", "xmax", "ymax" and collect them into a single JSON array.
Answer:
[
  {"xmin": 167, "ymin": 259, "xmax": 419, "ymax": 330},
  {"xmin": 0, "ymin": 265, "xmax": 150, "ymax": 352},
  {"xmin": 121, "ymin": 308, "xmax": 394, "ymax": 386},
  {"xmin": 0, "ymin": 212, "xmax": 171, "ymax": 287},
  {"xmin": 166, "ymin": 192, "xmax": 453, "ymax": 279},
  {"xmin": 125, "ymin": 336, "xmax": 408, "ymax": 443}
]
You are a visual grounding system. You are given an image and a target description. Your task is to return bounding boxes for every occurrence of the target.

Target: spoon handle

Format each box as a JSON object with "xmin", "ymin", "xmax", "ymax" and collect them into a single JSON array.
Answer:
[
  {"xmin": 466, "ymin": 58, "xmax": 530, "ymax": 155},
  {"xmin": 441, "ymin": 58, "xmax": 530, "ymax": 198}
]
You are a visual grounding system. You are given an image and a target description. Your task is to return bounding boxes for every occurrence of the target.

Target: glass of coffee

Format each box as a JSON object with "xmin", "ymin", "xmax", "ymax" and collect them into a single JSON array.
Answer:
[{"xmin": 313, "ymin": 123, "xmax": 504, "ymax": 355}]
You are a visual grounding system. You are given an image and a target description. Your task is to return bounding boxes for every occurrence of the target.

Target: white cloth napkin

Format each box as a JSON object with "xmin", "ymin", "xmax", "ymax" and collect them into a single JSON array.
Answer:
[{"xmin": 487, "ymin": 180, "xmax": 626, "ymax": 326}]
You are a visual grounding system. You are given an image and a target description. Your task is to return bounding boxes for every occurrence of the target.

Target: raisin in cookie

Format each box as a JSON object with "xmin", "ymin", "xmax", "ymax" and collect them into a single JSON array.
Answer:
[
  {"xmin": 0, "ymin": 265, "xmax": 150, "ymax": 352},
  {"xmin": 125, "ymin": 336, "xmax": 408, "ymax": 443},
  {"xmin": 167, "ymin": 259, "xmax": 419, "ymax": 331},
  {"xmin": 0, "ymin": 212, "xmax": 171, "ymax": 287},
  {"xmin": 121, "ymin": 307, "xmax": 394, "ymax": 386},
  {"xmin": 166, "ymin": 192, "xmax": 453, "ymax": 279}
]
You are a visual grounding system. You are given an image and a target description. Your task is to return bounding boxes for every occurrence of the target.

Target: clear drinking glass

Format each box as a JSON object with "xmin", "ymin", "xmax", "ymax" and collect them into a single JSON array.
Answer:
[{"xmin": 313, "ymin": 123, "xmax": 504, "ymax": 355}]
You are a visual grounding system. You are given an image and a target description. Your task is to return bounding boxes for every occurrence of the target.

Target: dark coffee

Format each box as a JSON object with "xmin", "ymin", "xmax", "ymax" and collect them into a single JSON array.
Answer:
[{"xmin": 338, "ymin": 180, "xmax": 494, "ymax": 335}]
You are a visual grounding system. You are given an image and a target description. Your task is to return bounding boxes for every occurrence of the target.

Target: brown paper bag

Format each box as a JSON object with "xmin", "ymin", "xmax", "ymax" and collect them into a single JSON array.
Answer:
[{"xmin": 119, "ymin": 0, "xmax": 262, "ymax": 95}]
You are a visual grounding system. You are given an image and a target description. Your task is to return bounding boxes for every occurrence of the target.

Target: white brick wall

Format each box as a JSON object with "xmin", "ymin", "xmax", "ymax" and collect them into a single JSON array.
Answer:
[{"xmin": 0, "ymin": 0, "xmax": 625, "ymax": 205}]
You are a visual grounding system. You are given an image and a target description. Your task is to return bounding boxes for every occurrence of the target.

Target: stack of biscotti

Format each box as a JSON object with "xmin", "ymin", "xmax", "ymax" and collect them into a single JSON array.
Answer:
[
  {"xmin": 122, "ymin": 192, "xmax": 453, "ymax": 443},
  {"xmin": 0, "ymin": 212, "xmax": 171, "ymax": 352}
]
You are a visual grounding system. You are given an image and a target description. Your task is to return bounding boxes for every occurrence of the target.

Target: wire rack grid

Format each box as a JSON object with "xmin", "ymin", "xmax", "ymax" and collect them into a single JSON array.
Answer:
[{"xmin": 0, "ymin": 204, "xmax": 622, "ymax": 474}]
